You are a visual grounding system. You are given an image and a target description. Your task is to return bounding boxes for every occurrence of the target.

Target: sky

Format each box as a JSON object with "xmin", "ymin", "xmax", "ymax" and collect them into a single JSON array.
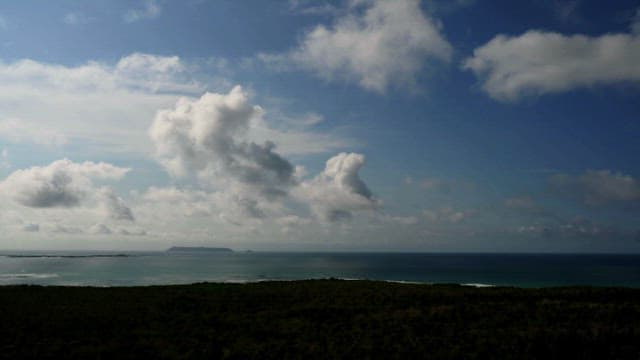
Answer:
[{"xmin": 0, "ymin": 0, "xmax": 639, "ymax": 252}]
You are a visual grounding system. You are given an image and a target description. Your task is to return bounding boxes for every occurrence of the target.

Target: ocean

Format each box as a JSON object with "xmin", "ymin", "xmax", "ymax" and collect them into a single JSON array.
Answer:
[{"xmin": 1, "ymin": 251, "xmax": 639, "ymax": 288}]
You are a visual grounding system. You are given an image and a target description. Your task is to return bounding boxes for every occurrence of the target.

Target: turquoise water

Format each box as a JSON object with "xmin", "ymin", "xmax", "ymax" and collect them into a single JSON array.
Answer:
[{"xmin": 1, "ymin": 251, "xmax": 640, "ymax": 287}]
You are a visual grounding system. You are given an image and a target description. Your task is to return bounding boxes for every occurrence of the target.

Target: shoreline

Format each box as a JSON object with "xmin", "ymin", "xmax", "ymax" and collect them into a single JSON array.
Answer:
[{"xmin": 3, "ymin": 277, "xmax": 640, "ymax": 289}]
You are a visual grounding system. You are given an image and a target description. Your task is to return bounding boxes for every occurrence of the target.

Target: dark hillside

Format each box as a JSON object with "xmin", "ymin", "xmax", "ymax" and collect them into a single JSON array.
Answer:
[{"xmin": 0, "ymin": 280, "xmax": 639, "ymax": 359}]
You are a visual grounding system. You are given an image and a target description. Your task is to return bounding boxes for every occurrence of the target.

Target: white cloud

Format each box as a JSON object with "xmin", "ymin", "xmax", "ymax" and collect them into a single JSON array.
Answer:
[
  {"xmin": 0, "ymin": 118, "xmax": 68, "ymax": 146},
  {"xmin": 0, "ymin": 54, "xmax": 345, "ymax": 158},
  {"xmin": 517, "ymin": 217, "xmax": 619, "ymax": 239},
  {"xmin": 271, "ymin": 0, "xmax": 452, "ymax": 93},
  {"xmin": 248, "ymin": 116, "xmax": 354, "ymax": 156},
  {"xmin": 464, "ymin": 30, "xmax": 640, "ymax": 101},
  {"xmin": 550, "ymin": 170, "xmax": 640, "ymax": 206},
  {"xmin": 0, "ymin": 159, "xmax": 129, "ymax": 208},
  {"xmin": 288, "ymin": 0, "xmax": 339, "ymax": 16},
  {"xmin": 0, "ymin": 54, "xmax": 202, "ymax": 154},
  {"xmin": 295, "ymin": 152, "xmax": 379, "ymax": 221},
  {"xmin": 114, "ymin": 53, "xmax": 197, "ymax": 93},
  {"xmin": 63, "ymin": 12, "xmax": 93, "ymax": 25},
  {"xmin": 149, "ymin": 86, "xmax": 297, "ymax": 200},
  {"xmin": 0, "ymin": 53, "xmax": 197, "ymax": 94},
  {"xmin": 123, "ymin": 0, "xmax": 161, "ymax": 23},
  {"xmin": 384, "ymin": 215, "xmax": 419, "ymax": 225}
]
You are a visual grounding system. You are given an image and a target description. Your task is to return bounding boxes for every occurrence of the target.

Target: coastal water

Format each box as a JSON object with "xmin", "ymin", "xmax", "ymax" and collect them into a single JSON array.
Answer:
[{"xmin": 1, "ymin": 251, "xmax": 640, "ymax": 288}]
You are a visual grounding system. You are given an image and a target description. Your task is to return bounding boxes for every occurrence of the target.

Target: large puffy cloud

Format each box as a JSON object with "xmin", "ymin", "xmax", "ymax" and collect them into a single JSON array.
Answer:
[
  {"xmin": 0, "ymin": 159, "xmax": 129, "ymax": 208},
  {"xmin": 146, "ymin": 86, "xmax": 377, "ymax": 225},
  {"xmin": 0, "ymin": 160, "xmax": 141, "ymax": 240},
  {"xmin": 550, "ymin": 170, "xmax": 640, "ymax": 206},
  {"xmin": 272, "ymin": 0, "xmax": 452, "ymax": 93},
  {"xmin": 149, "ymin": 86, "xmax": 296, "ymax": 200},
  {"xmin": 463, "ymin": 29, "xmax": 640, "ymax": 101},
  {"xmin": 295, "ymin": 152, "xmax": 379, "ymax": 221}
]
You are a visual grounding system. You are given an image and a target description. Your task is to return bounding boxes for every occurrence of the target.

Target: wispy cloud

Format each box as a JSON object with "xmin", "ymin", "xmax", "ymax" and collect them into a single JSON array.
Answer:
[
  {"xmin": 550, "ymin": 170, "xmax": 640, "ymax": 207},
  {"xmin": 0, "ymin": 14, "xmax": 8, "ymax": 30},
  {"xmin": 0, "ymin": 148, "xmax": 9, "ymax": 169},
  {"xmin": 63, "ymin": 12, "xmax": 94, "ymax": 25},
  {"xmin": 288, "ymin": 0, "xmax": 339, "ymax": 16},
  {"xmin": 123, "ymin": 0, "xmax": 161, "ymax": 23},
  {"xmin": 0, "ymin": 53, "xmax": 201, "ymax": 154}
]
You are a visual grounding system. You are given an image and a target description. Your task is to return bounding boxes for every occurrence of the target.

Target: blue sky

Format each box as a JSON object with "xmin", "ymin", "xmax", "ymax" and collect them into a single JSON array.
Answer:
[{"xmin": 0, "ymin": 0, "xmax": 639, "ymax": 251}]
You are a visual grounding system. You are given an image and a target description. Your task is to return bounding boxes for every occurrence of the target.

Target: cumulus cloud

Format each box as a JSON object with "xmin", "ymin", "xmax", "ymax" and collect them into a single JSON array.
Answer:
[
  {"xmin": 123, "ymin": 0, "xmax": 161, "ymax": 23},
  {"xmin": 269, "ymin": 0, "xmax": 452, "ymax": 93},
  {"xmin": 150, "ymin": 86, "xmax": 296, "ymax": 200},
  {"xmin": 146, "ymin": 87, "xmax": 380, "ymax": 225},
  {"xmin": 295, "ymin": 152, "xmax": 379, "ymax": 221},
  {"xmin": 464, "ymin": 29, "xmax": 640, "ymax": 101},
  {"xmin": 550, "ymin": 170, "xmax": 640, "ymax": 206},
  {"xmin": 0, "ymin": 159, "xmax": 129, "ymax": 208}
]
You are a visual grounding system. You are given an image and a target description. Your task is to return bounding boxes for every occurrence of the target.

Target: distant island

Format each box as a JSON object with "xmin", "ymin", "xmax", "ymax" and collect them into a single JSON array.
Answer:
[{"xmin": 166, "ymin": 246, "xmax": 233, "ymax": 253}]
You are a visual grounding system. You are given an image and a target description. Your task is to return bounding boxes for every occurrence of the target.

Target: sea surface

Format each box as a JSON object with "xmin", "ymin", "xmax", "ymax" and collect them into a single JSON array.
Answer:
[{"xmin": 1, "ymin": 251, "xmax": 639, "ymax": 288}]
